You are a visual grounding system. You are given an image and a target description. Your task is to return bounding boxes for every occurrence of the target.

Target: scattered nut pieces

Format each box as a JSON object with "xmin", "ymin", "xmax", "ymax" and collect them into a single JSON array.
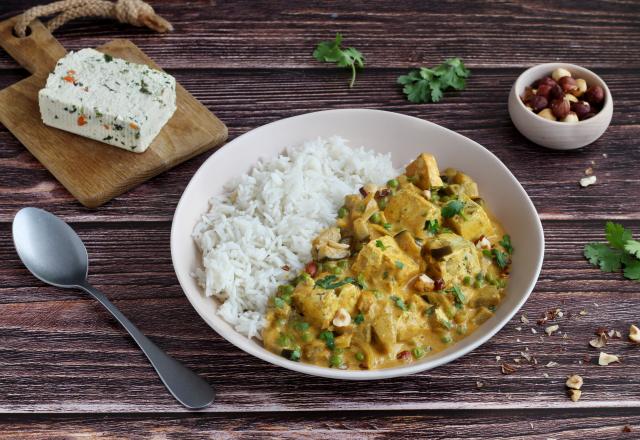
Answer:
[
  {"xmin": 568, "ymin": 389, "xmax": 582, "ymax": 402},
  {"xmin": 545, "ymin": 361, "xmax": 559, "ymax": 368},
  {"xmin": 565, "ymin": 374, "xmax": 583, "ymax": 390},
  {"xmin": 531, "ymin": 328, "xmax": 538, "ymax": 334},
  {"xmin": 628, "ymin": 324, "xmax": 640, "ymax": 343},
  {"xmin": 622, "ymin": 425, "xmax": 632, "ymax": 433},
  {"xmin": 332, "ymin": 307, "xmax": 351, "ymax": 327},
  {"xmin": 521, "ymin": 351, "xmax": 532, "ymax": 362},
  {"xmin": 545, "ymin": 324, "xmax": 560, "ymax": 336},
  {"xmin": 589, "ymin": 335, "xmax": 607, "ymax": 349},
  {"xmin": 579, "ymin": 310, "xmax": 588, "ymax": 316},
  {"xmin": 476, "ymin": 380, "xmax": 484, "ymax": 389},
  {"xmin": 520, "ymin": 314, "xmax": 530, "ymax": 324},
  {"xmin": 580, "ymin": 175, "xmax": 597, "ymax": 187},
  {"xmin": 598, "ymin": 352, "xmax": 620, "ymax": 366},
  {"xmin": 584, "ymin": 167, "xmax": 593, "ymax": 176},
  {"xmin": 501, "ymin": 363, "xmax": 517, "ymax": 375}
]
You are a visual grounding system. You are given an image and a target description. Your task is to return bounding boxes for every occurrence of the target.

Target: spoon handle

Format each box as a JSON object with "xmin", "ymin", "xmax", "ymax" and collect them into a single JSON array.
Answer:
[{"xmin": 78, "ymin": 281, "xmax": 215, "ymax": 409}]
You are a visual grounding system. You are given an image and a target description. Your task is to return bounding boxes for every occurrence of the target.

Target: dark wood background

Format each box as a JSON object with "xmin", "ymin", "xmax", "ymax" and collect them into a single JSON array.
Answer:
[{"xmin": 1, "ymin": 0, "xmax": 639, "ymax": 438}]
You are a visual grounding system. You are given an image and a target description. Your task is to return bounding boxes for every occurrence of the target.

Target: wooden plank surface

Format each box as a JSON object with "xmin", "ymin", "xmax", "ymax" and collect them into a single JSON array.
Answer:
[{"xmin": 0, "ymin": 0, "xmax": 639, "ymax": 436}]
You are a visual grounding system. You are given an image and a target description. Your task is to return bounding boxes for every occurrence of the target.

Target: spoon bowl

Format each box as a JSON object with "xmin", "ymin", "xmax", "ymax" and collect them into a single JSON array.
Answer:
[{"xmin": 13, "ymin": 207, "xmax": 88, "ymax": 288}]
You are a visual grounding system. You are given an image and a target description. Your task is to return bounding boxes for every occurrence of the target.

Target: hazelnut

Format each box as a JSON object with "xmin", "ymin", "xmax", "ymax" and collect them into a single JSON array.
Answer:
[
  {"xmin": 559, "ymin": 76, "xmax": 578, "ymax": 93},
  {"xmin": 332, "ymin": 308, "xmax": 351, "ymax": 327},
  {"xmin": 536, "ymin": 84, "xmax": 552, "ymax": 99},
  {"xmin": 537, "ymin": 108, "xmax": 557, "ymax": 121},
  {"xmin": 571, "ymin": 101, "xmax": 591, "ymax": 119},
  {"xmin": 550, "ymin": 98, "xmax": 570, "ymax": 119},
  {"xmin": 572, "ymin": 78, "xmax": 587, "ymax": 97},
  {"xmin": 552, "ymin": 67, "xmax": 572, "ymax": 81},
  {"xmin": 568, "ymin": 389, "xmax": 582, "ymax": 402},
  {"xmin": 598, "ymin": 352, "xmax": 620, "ymax": 366},
  {"xmin": 533, "ymin": 76, "xmax": 557, "ymax": 88},
  {"xmin": 548, "ymin": 84, "xmax": 564, "ymax": 100},
  {"xmin": 629, "ymin": 324, "xmax": 640, "ymax": 343},
  {"xmin": 527, "ymin": 94, "xmax": 548, "ymax": 112},
  {"xmin": 584, "ymin": 85, "xmax": 604, "ymax": 105},
  {"xmin": 564, "ymin": 93, "xmax": 578, "ymax": 103},
  {"xmin": 562, "ymin": 112, "xmax": 579, "ymax": 123},
  {"xmin": 522, "ymin": 86, "xmax": 536, "ymax": 102},
  {"xmin": 565, "ymin": 374, "xmax": 583, "ymax": 390}
]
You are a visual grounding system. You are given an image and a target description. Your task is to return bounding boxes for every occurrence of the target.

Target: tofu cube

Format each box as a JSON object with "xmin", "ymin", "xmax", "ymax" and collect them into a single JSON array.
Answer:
[
  {"xmin": 38, "ymin": 48, "xmax": 176, "ymax": 153},
  {"xmin": 405, "ymin": 153, "xmax": 444, "ymax": 189},
  {"xmin": 384, "ymin": 188, "xmax": 440, "ymax": 237},
  {"xmin": 445, "ymin": 195, "xmax": 494, "ymax": 242},
  {"xmin": 423, "ymin": 233, "xmax": 481, "ymax": 285},
  {"xmin": 351, "ymin": 235, "xmax": 419, "ymax": 290}
]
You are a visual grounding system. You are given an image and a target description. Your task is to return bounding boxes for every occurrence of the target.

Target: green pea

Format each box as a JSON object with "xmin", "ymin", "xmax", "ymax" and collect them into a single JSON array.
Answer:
[
  {"xmin": 278, "ymin": 284, "xmax": 294, "ymax": 295},
  {"xmin": 355, "ymin": 352, "xmax": 365, "ymax": 362},
  {"xmin": 463, "ymin": 276, "xmax": 471, "ymax": 286},
  {"xmin": 441, "ymin": 335, "xmax": 453, "ymax": 344},
  {"xmin": 378, "ymin": 198, "xmax": 388, "ymax": 209},
  {"xmin": 301, "ymin": 332, "xmax": 312, "ymax": 343},
  {"xmin": 370, "ymin": 212, "xmax": 382, "ymax": 224},
  {"xmin": 338, "ymin": 206, "xmax": 348, "ymax": 218},
  {"xmin": 337, "ymin": 260, "xmax": 348, "ymax": 269},
  {"xmin": 387, "ymin": 179, "xmax": 399, "ymax": 188},
  {"xmin": 331, "ymin": 265, "xmax": 342, "ymax": 275},
  {"xmin": 412, "ymin": 347, "xmax": 426, "ymax": 359}
]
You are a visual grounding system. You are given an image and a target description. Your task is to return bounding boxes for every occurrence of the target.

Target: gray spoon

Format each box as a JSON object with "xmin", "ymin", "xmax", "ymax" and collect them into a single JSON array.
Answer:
[{"xmin": 12, "ymin": 207, "xmax": 215, "ymax": 409}]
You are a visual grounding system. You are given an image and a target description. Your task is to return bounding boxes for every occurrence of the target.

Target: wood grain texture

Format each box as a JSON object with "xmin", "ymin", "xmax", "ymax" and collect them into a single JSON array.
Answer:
[
  {"xmin": 0, "ymin": 67, "xmax": 637, "ymax": 220},
  {"xmin": 0, "ymin": 25, "xmax": 227, "ymax": 208},
  {"xmin": 0, "ymin": 0, "xmax": 639, "ymax": 434},
  {"xmin": 0, "ymin": 220, "xmax": 639, "ymax": 412},
  {"xmin": 0, "ymin": 409, "xmax": 638, "ymax": 439}
]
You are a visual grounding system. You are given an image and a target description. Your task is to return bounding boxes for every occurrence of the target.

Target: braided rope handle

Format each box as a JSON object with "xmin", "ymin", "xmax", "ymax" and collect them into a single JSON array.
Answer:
[{"xmin": 14, "ymin": 0, "xmax": 173, "ymax": 37}]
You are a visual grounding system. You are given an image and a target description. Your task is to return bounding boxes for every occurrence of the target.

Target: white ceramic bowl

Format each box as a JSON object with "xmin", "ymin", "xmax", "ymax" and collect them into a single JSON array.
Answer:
[
  {"xmin": 171, "ymin": 109, "xmax": 544, "ymax": 380},
  {"xmin": 508, "ymin": 62, "xmax": 612, "ymax": 150}
]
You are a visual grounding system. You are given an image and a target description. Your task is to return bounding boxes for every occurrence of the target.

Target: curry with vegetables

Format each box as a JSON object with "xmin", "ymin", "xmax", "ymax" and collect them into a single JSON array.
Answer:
[{"xmin": 263, "ymin": 153, "xmax": 513, "ymax": 370}]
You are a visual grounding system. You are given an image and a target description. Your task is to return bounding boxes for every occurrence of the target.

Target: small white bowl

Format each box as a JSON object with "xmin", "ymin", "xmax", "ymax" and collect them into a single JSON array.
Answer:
[
  {"xmin": 508, "ymin": 62, "xmax": 612, "ymax": 150},
  {"xmin": 171, "ymin": 109, "xmax": 545, "ymax": 380}
]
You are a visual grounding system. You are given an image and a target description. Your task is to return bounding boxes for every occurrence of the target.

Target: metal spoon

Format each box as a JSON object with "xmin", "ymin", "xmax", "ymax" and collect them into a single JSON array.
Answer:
[{"xmin": 12, "ymin": 207, "xmax": 215, "ymax": 409}]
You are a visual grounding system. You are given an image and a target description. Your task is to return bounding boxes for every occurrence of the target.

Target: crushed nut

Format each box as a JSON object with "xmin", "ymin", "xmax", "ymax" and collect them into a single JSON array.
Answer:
[
  {"xmin": 496, "ymin": 356, "xmax": 501, "ymax": 362},
  {"xmin": 565, "ymin": 374, "xmax": 583, "ymax": 390},
  {"xmin": 580, "ymin": 175, "xmax": 597, "ymax": 187},
  {"xmin": 630, "ymin": 324, "xmax": 640, "ymax": 343},
  {"xmin": 332, "ymin": 308, "xmax": 351, "ymax": 327},
  {"xmin": 545, "ymin": 361, "xmax": 559, "ymax": 368},
  {"xmin": 521, "ymin": 314, "xmax": 530, "ymax": 324},
  {"xmin": 521, "ymin": 351, "xmax": 532, "ymax": 362},
  {"xmin": 585, "ymin": 166, "xmax": 593, "ymax": 175},
  {"xmin": 501, "ymin": 363, "xmax": 517, "ymax": 375},
  {"xmin": 545, "ymin": 324, "xmax": 560, "ymax": 336},
  {"xmin": 414, "ymin": 274, "xmax": 435, "ymax": 292},
  {"xmin": 475, "ymin": 236, "xmax": 491, "ymax": 250},
  {"xmin": 589, "ymin": 335, "xmax": 607, "ymax": 348},
  {"xmin": 543, "ymin": 372, "xmax": 549, "ymax": 378},
  {"xmin": 423, "ymin": 189, "xmax": 432, "ymax": 199},
  {"xmin": 531, "ymin": 328, "xmax": 538, "ymax": 334},
  {"xmin": 568, "ymin": 389, "xmax": 582, "ymax": 402},
  {"xmin": 579, "ymin": 310, "xmax": 588, "ymax": 316},
  {"xmin": 622, "ymin": 425, "xmax": 632, "ymax": 433},
  {"xmin": 476, "ymin": 380, "xmax": 484, "ymax": 389},
  {"xmin": 515, "ymin": 326, "xmax": 522, "ymax": 331},
  {"xmin": 598, "ymin": 352, "xmax": 620, "ymax": 366}
]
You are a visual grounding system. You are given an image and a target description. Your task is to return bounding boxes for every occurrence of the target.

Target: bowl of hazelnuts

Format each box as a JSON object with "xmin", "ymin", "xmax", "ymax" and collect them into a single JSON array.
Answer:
[{"xmin": 508, "ymin": 62, "xmax": 612, "ymax": 150}]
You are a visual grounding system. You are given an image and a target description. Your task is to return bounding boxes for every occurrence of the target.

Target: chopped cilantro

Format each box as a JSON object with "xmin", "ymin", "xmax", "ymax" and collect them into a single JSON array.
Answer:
[
  {"xmin": 354, "ymin": 312, "xmax": 365, "ymax": 324},
  {"xmin": 375, "ymin": 239, "xmax": 387, "ymax": 251},
  {"xmin": 390, "ymin": 295, "xmax": 407, "ymax": 311},
  {"xmin": 499, "ymin": 234, "xmax": 513, "ymax": 254},
  {"xmin": 395, "ymin": 260, "xmax": 405, "ymax": 269},
  {"xmin": 441, "ymin": 199, "xmax": 465, "ymax": 218},
  {"xmin": 426, "ymin": 218, "xmax": 440, "ymax": 234}
]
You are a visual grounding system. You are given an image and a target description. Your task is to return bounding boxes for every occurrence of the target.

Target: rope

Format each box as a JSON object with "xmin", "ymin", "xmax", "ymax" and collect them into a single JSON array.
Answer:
[{"xmin": 14, "ymin": 0, "xmax": 173, "ymax": 37}]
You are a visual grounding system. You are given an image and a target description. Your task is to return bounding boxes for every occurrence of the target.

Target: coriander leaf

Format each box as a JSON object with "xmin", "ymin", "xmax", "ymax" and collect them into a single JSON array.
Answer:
[
  {"xmin": 441, "ymin": 199, "xmax": 465, "ymax": 218},
  {"xmin": 397, "ymin": 57, "xmax": 470, "ymax": 103},
  {"xmin": 623, "ymin": 259, "xmax": 640, "ymax": 280},
  {"xmin": 605, "ymin": 221, "xmax": 632, "ymax": 250},
  {"xmin": 375, "ymin": 239, "xmax": 387, "ymax": 251},
  {"xmin": 499, "ymin": 234, "xmax": 513, "ymax": 254},
  {"xmin": 313, "ymin": 33, "xmax": 364, "ymax": 88},
  {"xmin": 492, "ymin": 249, "xmax": 510, "ymax": 270},
  {"xmin": 315, "ymin": 275, "xmax": 356, "ymax": 290},
  {"xmin": 448, "ymin": 285, "xmax": 465, "ymax": 305},
  {"xmin": 584, "ymin": 243, "xmax": 623, "ymax": 272},
  {"xmin": 624, "ymin": 240, "xmax": 640, "ymax": 258},
  {"xmin": 390, "ymin": 295, "xmax": 407, "ymax": 311},
  {"xmin": 426, "ymin": 219, "xmax": 440, "ymax": 235}
]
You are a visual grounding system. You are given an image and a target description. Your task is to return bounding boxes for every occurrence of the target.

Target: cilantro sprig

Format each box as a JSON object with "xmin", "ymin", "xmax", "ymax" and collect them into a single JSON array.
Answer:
[
  {"xmin": 441, "ymin": 199, "xmax": 465, "ymax": 218},
  {"xmin": 397, "ymin": 58, "xmax": 470, "ymax": 103},
  {"xmin": 584, "ymin": 222, "xmax": 640, "ymax": 281},
  {"xmin": 313, "ymin": 33, "xmax": 364, "ymax": 88}
]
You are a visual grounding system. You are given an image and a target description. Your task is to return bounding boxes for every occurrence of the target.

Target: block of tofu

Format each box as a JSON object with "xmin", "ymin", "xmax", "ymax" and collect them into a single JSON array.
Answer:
[
  {"xmin": 351, "ymin": 235, "xmax": 420, "ymax": 289},
  {"xmin": 384, "ymin": 188, "xmax": 440, "ymax": 237},
  {"xmin": 405, "ymin": 153, "xmax": 443, "ymax": 189},
  {"xmin": 423, "ymin": 232, "xmax": 481, "ymax": 285},
  {"xmin": 446, "ymin": 194, "xmax": 495, "ymax": 242},
  {"xmin": 38, "ymin": 48, "xmax": 176, "ymax": 153}
]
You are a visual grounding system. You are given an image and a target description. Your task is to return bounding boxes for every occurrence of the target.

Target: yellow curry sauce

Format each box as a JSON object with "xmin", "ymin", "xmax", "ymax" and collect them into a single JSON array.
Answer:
[{"xmin": 263, "ymin": 153, "xmax": 513, "ymax": 370}]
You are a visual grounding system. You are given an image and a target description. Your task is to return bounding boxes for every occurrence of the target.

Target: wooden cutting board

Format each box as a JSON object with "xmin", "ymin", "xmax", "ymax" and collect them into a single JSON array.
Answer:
[{"xmin": 0, "ymin": 16, "xmax": 228, "ymax": 208}]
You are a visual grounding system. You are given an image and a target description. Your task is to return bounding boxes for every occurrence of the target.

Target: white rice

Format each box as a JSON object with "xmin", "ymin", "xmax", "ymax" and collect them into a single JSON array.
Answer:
[{"xmin": 192, "ymin": 136, "xmax": 398, "ymax": 338}]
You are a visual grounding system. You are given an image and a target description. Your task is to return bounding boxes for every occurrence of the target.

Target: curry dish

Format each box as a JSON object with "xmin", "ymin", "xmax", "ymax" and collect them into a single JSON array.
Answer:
[{"xmin": 263, "ymin": 153, "xmax": 513, "ymax": 370}]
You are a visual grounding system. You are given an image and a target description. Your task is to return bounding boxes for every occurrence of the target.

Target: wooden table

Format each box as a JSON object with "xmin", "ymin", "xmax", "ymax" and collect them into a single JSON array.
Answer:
[{"xmin": 1, "ymin": 0, "xmax": 639, "ymax": 437}]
